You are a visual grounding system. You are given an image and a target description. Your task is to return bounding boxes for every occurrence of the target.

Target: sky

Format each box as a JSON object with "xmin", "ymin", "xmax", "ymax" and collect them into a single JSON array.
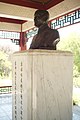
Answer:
[
  {"xmin": 58, "ymin": 23, "xmax": 80, "ymax": 38},
  {"xmin": 0, "ymin": 38, "xmax": 19, "ymax": 51}
]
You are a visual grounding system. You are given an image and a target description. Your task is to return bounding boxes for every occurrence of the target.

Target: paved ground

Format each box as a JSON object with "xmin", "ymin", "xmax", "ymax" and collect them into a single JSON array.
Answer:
[
  {"xmin": 73, "ymin": 105, "xmax": 80, "ymax": 120},
  {"xmin": 0, "ymin": 94, "xmax": 12, "ymax": 120},
  {"xmin": 0, "ymin": 94, "xmax": 80, "ymax": 120}
]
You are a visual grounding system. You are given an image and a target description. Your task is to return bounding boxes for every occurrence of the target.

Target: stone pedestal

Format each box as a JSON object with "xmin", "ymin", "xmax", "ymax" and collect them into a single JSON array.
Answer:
[{"xmin": 12, "ymin": 50, "xmax": 73, "ymax": 120}]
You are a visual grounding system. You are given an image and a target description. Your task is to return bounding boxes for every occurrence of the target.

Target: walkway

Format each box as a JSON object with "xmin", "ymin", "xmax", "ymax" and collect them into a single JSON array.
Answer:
[
  {"xmin": 0, "ymin": 94, "xmax": 12, "ymax": 120},
  {"xmin": 73, "ymin": 105, "xmax": 80, "ymax": 120},
  {"xmin": 0, "ymin": 94, "xmax": 80, "ymax": 120}
]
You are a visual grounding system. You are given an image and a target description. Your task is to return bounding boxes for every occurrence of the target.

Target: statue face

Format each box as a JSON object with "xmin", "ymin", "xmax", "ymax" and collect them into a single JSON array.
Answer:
[
  {"xmin": 34, "ymin": 15, "xmax": 43, "ymax": 28},
  {"xmin": 34, "ymin": 10, "xmax": 49, "ymax": 28}
]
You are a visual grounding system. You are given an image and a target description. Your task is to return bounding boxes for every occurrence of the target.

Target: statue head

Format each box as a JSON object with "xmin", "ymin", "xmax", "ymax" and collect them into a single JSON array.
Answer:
[{"xmin": 34, "ymin": 10, "xmax": 49, "ymax": 28}]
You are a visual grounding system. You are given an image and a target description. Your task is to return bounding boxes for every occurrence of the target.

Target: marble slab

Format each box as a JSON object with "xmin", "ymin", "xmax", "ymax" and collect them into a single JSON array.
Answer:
[{"xmin": 12, "ymin": 50, "xmax": 73, "ymax": 120}]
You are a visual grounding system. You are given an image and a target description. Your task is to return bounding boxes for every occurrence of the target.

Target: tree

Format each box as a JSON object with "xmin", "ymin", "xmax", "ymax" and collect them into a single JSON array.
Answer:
[
  {"xmin": 0, "ymin": 51, "xmax": 12, "ymax": 79},
  {"xmin": 58, "ymin": 29, "xmax": 80, "ymax": 87}
]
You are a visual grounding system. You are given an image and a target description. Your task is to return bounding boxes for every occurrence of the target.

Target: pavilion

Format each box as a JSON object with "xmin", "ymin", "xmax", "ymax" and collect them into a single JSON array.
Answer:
[
  {"xmin": 0, "ymin": 0, "xmax": 80, "ymax": 50},
  {"xmin": 0, "ymin": 1, "xmax": 80, "ymax": 120}
]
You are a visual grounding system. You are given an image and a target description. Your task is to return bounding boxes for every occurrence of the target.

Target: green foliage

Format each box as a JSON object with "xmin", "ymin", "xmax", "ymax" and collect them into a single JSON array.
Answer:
[
  {"xmin": 58, "ymin": 28, "xmax": 80, "ymax": 87},
  {"xmin": 0, "ymin": 51, "xmax": 12, "ymax": 79},
  {"xmin": 58, "ymin": 26, "xmax": 80, "ymax": 105},
  {"xmin": 73, "ymin": 89, "xmax": 80, "ymax": 105}
]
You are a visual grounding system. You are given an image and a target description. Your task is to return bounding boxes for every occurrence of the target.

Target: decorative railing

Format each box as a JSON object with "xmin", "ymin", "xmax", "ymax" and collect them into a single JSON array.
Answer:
[
  {"xmin": 26, "ymin": 27, "xmax": 38, "ymax": 39},
  {"xmin": 51, "ymin": 8, "xmax": 80, "ymax": 29},
  {"xmin": 26, "ymin": 8, "xmax": 80, "ymax": 39},
  {"xmin": 0, "ymin": 31, "xmax": 20, "ymax": 39},
  {"xmin": 0, "ymin": 86, "xmax": 12, "ymax": 94}
]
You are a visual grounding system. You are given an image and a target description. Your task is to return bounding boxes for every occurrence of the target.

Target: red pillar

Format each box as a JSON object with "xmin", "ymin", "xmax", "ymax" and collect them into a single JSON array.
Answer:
[
  {"xmin": 20, "ymin": 24, "xmax": 27, "ymax": 51},
  {"xmin": 20, "ymin": 32, "xmax": 27, "ymax": 51}
]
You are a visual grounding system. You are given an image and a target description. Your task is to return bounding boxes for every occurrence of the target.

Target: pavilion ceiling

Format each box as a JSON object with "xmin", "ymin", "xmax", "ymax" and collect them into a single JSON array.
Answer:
[
  {"xmin": 0, "ymin": 0, "xmax": 64, "ymax": 24},
  {"xmin": 0, "ymin": 0, "xmax": 64, "ymax": 10}
]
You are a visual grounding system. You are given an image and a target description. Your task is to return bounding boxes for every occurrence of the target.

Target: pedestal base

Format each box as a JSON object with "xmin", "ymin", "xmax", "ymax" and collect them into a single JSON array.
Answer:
[{"xmin": 12, "ymin": 50, "xmax": 73, "ymax": 120}]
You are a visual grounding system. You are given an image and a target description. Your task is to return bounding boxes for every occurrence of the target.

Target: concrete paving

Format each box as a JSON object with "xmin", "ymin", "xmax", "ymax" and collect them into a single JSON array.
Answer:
[
  {"xmin": 0, "ymin": 94, "xmax": 80, "ymax": 120},
  {"xmin": 0, "ymin": 94, "xmax": 12, "ymax": 120}
]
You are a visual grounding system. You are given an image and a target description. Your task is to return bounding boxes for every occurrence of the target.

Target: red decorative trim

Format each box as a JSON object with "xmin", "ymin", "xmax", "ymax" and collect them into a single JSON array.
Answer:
[
  {"xmin": 29, "ymin": 0, "xmax": 51, "ymax": 4},
  {"xmin": 0, "ymin": 0, "xmax": 64, "ymax": 10},
  {"xmin": 45, "ymin": 0, "xmax": 64, "ymax": 9},
  {"xmin": 0, "ymin": 0, "xmax": 44, "ymax": 10},
  {"xmin": 0, "ymin": 17, "xmax": 27, "ymax": 24}
]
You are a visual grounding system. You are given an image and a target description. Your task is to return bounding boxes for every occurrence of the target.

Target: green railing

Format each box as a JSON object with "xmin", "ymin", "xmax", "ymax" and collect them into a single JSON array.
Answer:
[{"xmin": 0, "ymin": 86, "xmax": 12, "ymax": 94}]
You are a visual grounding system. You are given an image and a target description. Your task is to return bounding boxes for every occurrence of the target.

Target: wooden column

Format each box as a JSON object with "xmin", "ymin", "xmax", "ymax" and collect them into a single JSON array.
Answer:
[
  {"xmin": 20, "ymin": 24, "xmax": 27, "ymax": 51},
  {"xmin": 20, "ymin": 32, "xmax": 27, "ymax": 51}
]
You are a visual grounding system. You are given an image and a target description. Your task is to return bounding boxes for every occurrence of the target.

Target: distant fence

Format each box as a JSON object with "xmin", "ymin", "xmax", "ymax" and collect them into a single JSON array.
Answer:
[{"xmin": 0, "ymin": 86, "xmax": 12, "ymax": 94}]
